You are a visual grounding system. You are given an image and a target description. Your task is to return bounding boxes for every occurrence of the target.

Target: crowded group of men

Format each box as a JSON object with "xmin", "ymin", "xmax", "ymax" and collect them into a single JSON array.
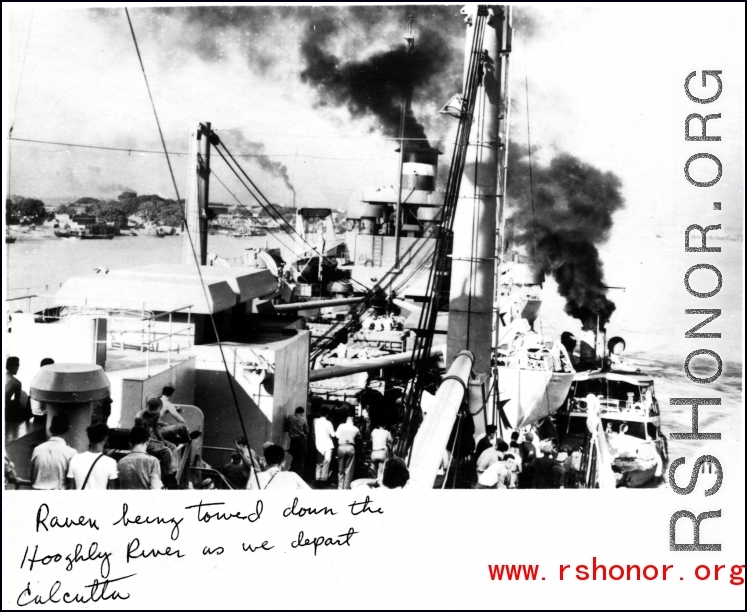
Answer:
[
  {"xmin": 6, "ymin": 350, "xmax": 406, "ymax": 492},
  {"xmin": 474, "ymin": 425, "xmax": 584, "ymax": 489},
  {"xmin": 219, "ymin": 403, "xmax": 404, "ymax": 491},
  {"xmin": 10, "ymin": 378, "xmax": 200, "ymax": 490},
  {"xmin": 7, "ymin": 353, "xmax": 578, "ymax": 492},
  {"xmin": 27, "ymin": 415, "xmax": 159, "ymax": 490}
]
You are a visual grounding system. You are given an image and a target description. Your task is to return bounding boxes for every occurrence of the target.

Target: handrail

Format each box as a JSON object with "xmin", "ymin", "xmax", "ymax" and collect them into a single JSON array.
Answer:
[
  {"xmin": 191, "ymin": 466, "xmax": 237, "ymax": 490},
  {"xmin": 6, "ymin": 293, "xmax": 196, "ymax": 375},
  {"xmin": 174, "ymin": 441, "xmax": 192, "ymax": 485},
  {"xmin": 11, "ymin": 478, "xmax": 33, "ymax": 490},
  {"xmin": 144, "ymin": 305, "xmax": 194, "ymax": 321}
]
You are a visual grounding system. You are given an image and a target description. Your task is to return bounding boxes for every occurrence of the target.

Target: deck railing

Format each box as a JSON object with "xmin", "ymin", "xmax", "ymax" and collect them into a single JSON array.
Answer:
[{"xmin": 5, "ymin": 293, "xmax": 195, "ymax": 377}]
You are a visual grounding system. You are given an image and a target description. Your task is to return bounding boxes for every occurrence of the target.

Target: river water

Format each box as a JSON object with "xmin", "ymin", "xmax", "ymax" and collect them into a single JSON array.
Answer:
[
  {"xmin": 4, "ymin": 232, "xmax": 743, "ymax": 464},
  {"xmin": 5, "ymin": 234, "xmax": 287, "ymax": 297}
]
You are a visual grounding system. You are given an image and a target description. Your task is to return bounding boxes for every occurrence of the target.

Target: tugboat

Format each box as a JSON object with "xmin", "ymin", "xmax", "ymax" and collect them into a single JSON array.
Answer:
[{"xmin": 555, "ymin": 337, "xmax": 668, "ymax": 488}]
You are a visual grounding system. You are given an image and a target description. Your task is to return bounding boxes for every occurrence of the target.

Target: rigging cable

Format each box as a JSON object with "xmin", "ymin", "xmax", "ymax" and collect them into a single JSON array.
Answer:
[
  {"xmin": 214, "ymin": 139, "xmax": 371, "ymax": 293},
  {"xmin": 208, "ymin": 167, "xmax": 302, "ymax": 256},
  {"xmin": 523, "ymin": 33, "xmax": 538, "ymax": 260},
  {"xmin": 6, "ymin": 9, "xmax": 34, "ymax": 261},
  {"xmin": 321, "ymin": 6, "xmax": 374, "ymax": 46},
  {"xmin": 124, "ymin": 8, "xmax": 261, "ymax": 487},
  {"xmin": 9, "ymin": 9, "xmax": 34, "ymax": 133},
  {"xmin": 492, "ymin": 9, "xmax": 513, "ymax": 441},
  {"xmin": 8, "ymin": 137, "xmax": 376, "ymax": 161}
]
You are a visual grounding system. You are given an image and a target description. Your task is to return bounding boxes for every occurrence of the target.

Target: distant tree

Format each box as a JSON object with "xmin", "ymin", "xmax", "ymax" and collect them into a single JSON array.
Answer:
[
  {"xmin": 120, "ymin": 199, "xmax": 140, "ymax": 217},
  {"xmin": 56, "ymin": 204, "xmax": 69, "ymax": 215},
  {"xmin": 75, "ymin": 197, "xmax": 101, "ymax": 205},
  {"xmin": 118, "ymin": 191, "xmax": 137, "ymax": 201},
  {"xmin": 98, "ymin": 206, "xmax": 127, "ymax": 228},
  {"xmin": 8, "ymin": 197, "xmax": 46, "ymax": 221}
]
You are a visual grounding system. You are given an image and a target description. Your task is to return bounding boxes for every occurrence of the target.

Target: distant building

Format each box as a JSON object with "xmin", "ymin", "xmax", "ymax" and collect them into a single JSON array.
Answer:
[
  {"xmin": 71, "ymin": 214, "xmax": 96, "ymax": 227},
  {"xmin": 209, "ymin": 204, "xmax": 230, "ymax": 216}
]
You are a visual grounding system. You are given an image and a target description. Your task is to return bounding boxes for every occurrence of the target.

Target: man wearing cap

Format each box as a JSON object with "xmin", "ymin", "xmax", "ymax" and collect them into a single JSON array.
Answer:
[
  {"xmin": 30, "ymin": 413, "xmax": 77, "ymax": 490},
  {"xmin": 135, "ymin": 398, "xmax": 177, "ymax": 480}
]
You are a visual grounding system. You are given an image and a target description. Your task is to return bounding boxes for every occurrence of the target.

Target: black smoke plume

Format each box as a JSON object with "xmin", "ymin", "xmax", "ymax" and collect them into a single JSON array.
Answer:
[
  {"xmin": 220, "ymin": 130, "xmax": 295, "ymax": 196},
  {"xmin": 91, "ymin": 6, "xmax": 542, "ymax": 146},
  {"xmin": 506, "ymin": 142, "xmax": 624, "ymax": 329},
  {"xmin": 299, "ymin": 14, "xmax": 452, "ymax": 146}
]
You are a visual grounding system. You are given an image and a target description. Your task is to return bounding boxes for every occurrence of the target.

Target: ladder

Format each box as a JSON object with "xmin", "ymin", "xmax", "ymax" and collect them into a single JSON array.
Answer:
[{"xmin": 372, "ymin": 235, "xmax": 384, "ymax": 267}]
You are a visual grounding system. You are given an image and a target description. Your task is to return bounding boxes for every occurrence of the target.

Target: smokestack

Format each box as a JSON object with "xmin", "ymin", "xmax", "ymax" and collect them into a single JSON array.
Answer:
[{"xmin": 399, "ymin": 145, "xmax": 440, "ymax": 191}]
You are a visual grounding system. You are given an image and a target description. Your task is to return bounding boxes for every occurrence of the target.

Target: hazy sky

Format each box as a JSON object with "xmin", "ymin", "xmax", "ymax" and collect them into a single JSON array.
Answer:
[
  {"xmin": 2, "ymin": 3, "xmax": 744, "ymax": 350},
  {"xmin": 3, "ymin": 5, "xmax": 743, "ymax": 223}
]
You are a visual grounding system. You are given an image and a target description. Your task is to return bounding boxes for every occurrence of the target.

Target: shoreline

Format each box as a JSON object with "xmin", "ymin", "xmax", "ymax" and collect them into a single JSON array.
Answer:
[{"xmin": 6, "ymin": 229, "xmax": 180, "ymax": 241}]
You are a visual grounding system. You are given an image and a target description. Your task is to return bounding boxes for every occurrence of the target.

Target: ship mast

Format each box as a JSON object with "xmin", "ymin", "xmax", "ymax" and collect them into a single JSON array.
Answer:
[
  {"xmin": 492, "ymin": 7, "xmax": 513, "ymax": 429},
  {"xmin": 406, "ymin": 5, "xmax": 510, "ymax": 487},
  {"xmin": 182, "ymin": 122, "xmax": 211, "ymax": 266},
  {"xmin": 445, "ymin": 6, "xmax": 507, "ymax": 378}
]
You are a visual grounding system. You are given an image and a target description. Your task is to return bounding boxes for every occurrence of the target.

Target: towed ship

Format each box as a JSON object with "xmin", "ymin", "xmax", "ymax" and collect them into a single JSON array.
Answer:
[{"xmin": 5, "ymin": 5, "xmax": 643, "ymax": 490}]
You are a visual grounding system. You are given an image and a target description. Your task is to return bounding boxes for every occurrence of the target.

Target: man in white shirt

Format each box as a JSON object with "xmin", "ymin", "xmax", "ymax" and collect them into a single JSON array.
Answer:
[
  {"xmin": 370, "ymin": 424, "xmax": 392, "ymax": 484},
  {"xmin": 246, "ymin": 444, "xmax": 310, "ymax": 490},
  {"xmin": 313, "ymin": 406, "xmax": 336, "ymax": 487},
  {"xmin": 476, "ymin": 440, "xmax": 509, "ymax": 479},
  {"xmin": 477, "ymin": 454, "xmax": 516, "ymax": 489},
  {"xmin": 335, "ymin": 407, "xmax": 361, "ymax": 490},
  {"xmin": 30, "ymin": 413, "xmax": 77, "ymax": 490},
  {"xmin": 67, "ymin": 423, "xmax": 119, "ymax": 490}
]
